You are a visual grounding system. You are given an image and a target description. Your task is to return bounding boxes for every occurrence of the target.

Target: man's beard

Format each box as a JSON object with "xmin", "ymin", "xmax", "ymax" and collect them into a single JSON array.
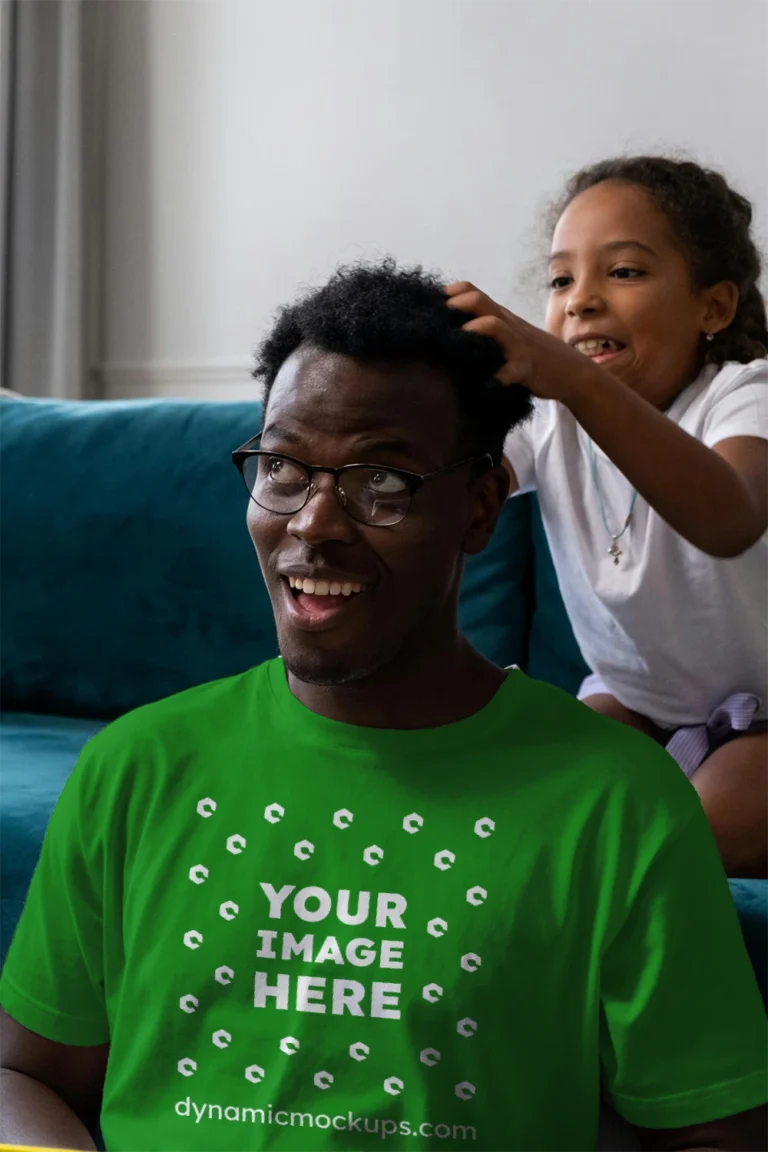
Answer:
[
  {"xmin": 278, "ymin": 621, "xmax": 404, "ymax": 689},
  {"xmin": 281, "ymin": 647, "xmax": 389, "ymax": 688}
]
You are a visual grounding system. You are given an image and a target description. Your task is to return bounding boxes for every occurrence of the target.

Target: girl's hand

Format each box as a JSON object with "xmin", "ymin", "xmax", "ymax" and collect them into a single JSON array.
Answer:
[{"xmin": 445, "ymin": 281, "xmax": 600, "ymax": 406}]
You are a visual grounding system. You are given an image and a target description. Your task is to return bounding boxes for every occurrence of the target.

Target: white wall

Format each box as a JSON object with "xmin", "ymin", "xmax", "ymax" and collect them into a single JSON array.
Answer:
[{"xmin": 97, "ymin": 0, "xmax": 768, "ymax": 401}]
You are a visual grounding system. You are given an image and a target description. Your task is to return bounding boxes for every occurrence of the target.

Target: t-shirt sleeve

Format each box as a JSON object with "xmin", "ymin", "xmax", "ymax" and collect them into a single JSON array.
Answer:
[
  {"xmin": 600, "ymin": 802, "xmax": 768, "ymax": 1129},
  {"xmin": 0, "ymin": 748, "xmax": 109, "ymax": 1045},
  {"xmin": 702, "ymin": 360, "xmax": 768, "ymax": 448},
  {"xmin": 503, "ymin": 408, "xmax": 540, "ymax": 494}
]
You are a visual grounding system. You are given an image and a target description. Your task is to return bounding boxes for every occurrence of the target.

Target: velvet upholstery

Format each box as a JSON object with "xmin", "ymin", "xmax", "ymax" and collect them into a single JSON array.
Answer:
[
  {"xmin": 1, "ymin": 399, "xmax": 273, "ymax": 718},
  {"xmin": 0, "ymin": 713, "xmax": 105, "ymax": 962}
]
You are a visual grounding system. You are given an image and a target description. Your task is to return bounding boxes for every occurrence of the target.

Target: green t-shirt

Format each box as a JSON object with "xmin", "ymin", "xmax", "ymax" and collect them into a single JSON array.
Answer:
[{"xmin": 1, "ymin": 660, "xmax": 765, "ymax": 1151}]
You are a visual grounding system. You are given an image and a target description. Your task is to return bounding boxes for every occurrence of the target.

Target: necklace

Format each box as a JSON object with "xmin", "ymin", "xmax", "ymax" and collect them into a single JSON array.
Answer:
[{"xmin": 587, "ymin": 438, "xmax": 638, "ymax": 565}]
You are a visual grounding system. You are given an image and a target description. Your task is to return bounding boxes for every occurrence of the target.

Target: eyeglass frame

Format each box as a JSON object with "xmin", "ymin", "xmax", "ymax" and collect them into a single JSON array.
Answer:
[{"xmin": 231, "ymin": 433, "xmax": 493, "ymax": 526}]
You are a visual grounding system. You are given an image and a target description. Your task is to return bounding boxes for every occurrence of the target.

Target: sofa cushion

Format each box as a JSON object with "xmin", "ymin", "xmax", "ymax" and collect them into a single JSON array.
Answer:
[
  {"xmin": 0, "ymin": 712, "xmax": 105, "ymax": 965},
  {"xmin": 1, "ymin": 399, "xmax": 274, "ymax": 717},
  {"xmin": 729, "ymin": 879, "xmax": 768, "ymax": 1007},
  {"xmin": 459, "ymin": 493, "xmax": 532, "ymax": 669},
  {"xmin": 527, "ymin": 498, "xmax": 589, "ymax": 694}
]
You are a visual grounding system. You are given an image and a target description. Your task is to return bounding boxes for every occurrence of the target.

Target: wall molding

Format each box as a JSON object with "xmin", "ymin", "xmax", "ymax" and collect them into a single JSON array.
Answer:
[{"xmin": 93, "ymin": 361, "xmax": 261, "ymax": 402}]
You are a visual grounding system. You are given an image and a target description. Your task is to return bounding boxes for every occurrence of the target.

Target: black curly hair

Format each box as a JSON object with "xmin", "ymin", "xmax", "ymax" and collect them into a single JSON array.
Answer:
[
  {"xmin": 551, "ymin": 156, "xmax": 768, "ymax": 365},
  {"xmin": 254, "ymin": 259, "xmax": 532, "ymax": 466}
]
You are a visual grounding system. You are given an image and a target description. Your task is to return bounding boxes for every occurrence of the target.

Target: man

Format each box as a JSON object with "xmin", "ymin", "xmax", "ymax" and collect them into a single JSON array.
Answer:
[{"xmin": 0, "ymin": 261, "xmax": 765, "ymax": 1151}]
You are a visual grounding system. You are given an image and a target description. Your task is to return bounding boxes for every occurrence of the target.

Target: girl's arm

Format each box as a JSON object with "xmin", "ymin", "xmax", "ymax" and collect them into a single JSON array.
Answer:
[
  {"xmin": 567, "ymin": 372, "xmax": 767, "ymax": 557},
  {"xmin": 447, "ymin": 284, "xmax": 767, "ymax": 558}
]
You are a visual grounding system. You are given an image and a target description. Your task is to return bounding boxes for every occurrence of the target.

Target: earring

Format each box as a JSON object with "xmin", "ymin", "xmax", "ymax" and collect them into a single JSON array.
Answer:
[{"xmin": 705, "ymin": 332, "xmax": 715, "ymax": 342}]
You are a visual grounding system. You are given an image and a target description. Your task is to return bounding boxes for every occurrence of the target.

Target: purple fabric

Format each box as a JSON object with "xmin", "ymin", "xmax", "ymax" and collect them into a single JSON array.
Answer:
[
  {"xmin": 577, "ymin": 675, "xmax": 762, "ymax": 778},
  {"xmin": 665, "ymin": 693, "xmax": 761, "ymax": 778}
]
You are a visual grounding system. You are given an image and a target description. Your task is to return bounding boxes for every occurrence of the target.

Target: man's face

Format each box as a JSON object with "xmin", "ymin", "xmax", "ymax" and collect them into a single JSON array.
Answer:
[{"xmin": 248, "ymin": 346, "xmax": 506, "ymax": 687}]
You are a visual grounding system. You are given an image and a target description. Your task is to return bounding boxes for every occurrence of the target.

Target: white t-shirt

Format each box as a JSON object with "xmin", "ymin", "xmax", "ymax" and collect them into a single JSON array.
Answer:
[{"xmin": 504, "ymin": 359, "xmax": 768, "ymax": 728}]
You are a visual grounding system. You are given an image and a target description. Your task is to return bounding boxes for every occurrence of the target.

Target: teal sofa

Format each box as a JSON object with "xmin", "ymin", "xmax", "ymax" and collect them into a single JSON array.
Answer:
[{"xmin": 2, "ymin": 395, "xmax": 766, "ymax": 1014}]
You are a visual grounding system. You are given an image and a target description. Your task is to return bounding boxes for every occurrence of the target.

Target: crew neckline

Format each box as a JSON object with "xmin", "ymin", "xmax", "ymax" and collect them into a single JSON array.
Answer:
[{"xmin": 265, "ymin": 657, "xmax": 519, "ymax": 751}]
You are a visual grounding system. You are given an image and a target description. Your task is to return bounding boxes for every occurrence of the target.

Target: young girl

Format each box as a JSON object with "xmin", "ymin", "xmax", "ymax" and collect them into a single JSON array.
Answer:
[{"xmin": 447, "ymin": 156, "xmax": 768, "ymax": 879}]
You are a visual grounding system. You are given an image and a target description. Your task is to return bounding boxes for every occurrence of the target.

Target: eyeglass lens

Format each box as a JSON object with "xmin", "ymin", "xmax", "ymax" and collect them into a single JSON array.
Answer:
[{"xmin": 242, "ymin": 454, "xmax": 412, "ymax": 527}]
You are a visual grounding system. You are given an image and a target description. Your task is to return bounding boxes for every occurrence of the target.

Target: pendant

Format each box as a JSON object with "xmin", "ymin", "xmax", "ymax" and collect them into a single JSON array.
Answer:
[{"xmin": 608, "ymin": 541, "xmax": 622, "ymax": 565}]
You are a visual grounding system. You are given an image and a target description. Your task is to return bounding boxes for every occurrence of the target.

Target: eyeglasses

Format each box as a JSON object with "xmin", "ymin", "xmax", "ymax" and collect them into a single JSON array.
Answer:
[{"xmin": 232, "ymin": 434, "xmax": 492, "ymax": 528}]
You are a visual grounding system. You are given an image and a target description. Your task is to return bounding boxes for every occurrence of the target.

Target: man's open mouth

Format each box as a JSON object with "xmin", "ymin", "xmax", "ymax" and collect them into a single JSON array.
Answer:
[
  {"xmin": 282, "ymin": 575, "xmax": 368, "ymax": 627},
  {"xmin": 288, "ymin": 576, "xmax": 365, "ymax": 598}
]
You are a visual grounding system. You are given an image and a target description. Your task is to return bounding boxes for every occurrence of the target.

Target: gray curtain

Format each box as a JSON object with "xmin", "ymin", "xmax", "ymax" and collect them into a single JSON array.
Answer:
[{"xmin": 0, "ymin": 0, "xmax": 106, "ymax": 399}]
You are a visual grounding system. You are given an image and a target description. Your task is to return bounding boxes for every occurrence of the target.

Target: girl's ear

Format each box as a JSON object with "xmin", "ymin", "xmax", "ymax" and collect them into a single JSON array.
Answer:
[
  {"xmin": 462, "ymin": 465, "xmax": 511, "ymax": 557},
  {"xmin": 701, "ymin": 280, "xmax": 740, "ymax": 336}
]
